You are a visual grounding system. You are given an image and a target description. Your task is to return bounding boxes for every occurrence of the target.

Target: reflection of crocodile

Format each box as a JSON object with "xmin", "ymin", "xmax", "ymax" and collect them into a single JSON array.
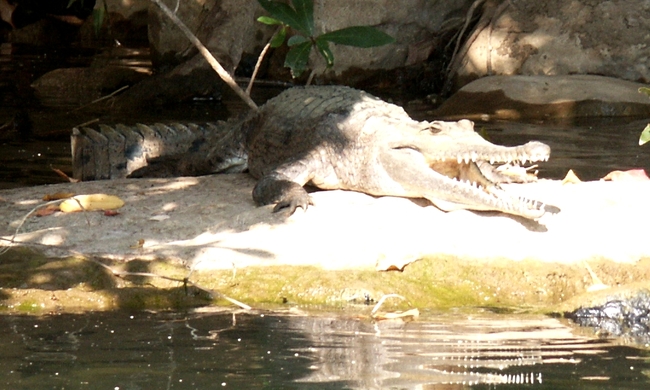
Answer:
[{"xmin": 73, "ymin": 86, "xmax": 558, "ymax": 219}]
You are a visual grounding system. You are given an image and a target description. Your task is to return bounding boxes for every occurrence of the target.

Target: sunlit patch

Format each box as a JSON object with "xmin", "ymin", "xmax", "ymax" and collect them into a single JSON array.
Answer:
[
  {"xmin": 40, "ymin": 232, "xmax": 65, "ymax": 246},
  {"xmin": 15, "ymin": 199, "xmax": 42, "ymax": 206}
]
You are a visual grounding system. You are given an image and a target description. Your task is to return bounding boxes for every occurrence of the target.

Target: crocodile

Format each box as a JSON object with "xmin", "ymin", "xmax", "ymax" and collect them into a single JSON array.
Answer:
[
  {"xmin": 75, "ymin": 85, "xmax": 558, "ymax": 219},
  {"xmin": 567, "ymin": 290, "xmax": 650, "ymax": 345}
]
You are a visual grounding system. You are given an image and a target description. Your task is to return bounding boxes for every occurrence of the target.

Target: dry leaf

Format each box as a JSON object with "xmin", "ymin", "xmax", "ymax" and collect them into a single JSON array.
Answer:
[
  {"xmin": 42, "ymin": 192, "xmax": 74, "ymax": 201},
  {"xmin": 60, "ymin": 194, "xmax": 125, "ymax": 212},
  {"xmin": 562, "ymin": 169, "xmax": 582, "ymax": 184},
  {"xmin": 602, "ymin": 169, "xmax": 650, "ymax": 182},
  {"xmin": 51, "ymin": 167, "xmax": 78, "ymax": 183},
  {"xmin": 35, "ymin": 204, "xmax": 60, "ymax": 217},
  {"xmin": 130, "ymin": 239, "xmax": 145, "ymax": 249},
  {"xmin": 103, "ymin": 209, "xmax": 121, "ymax": 216}
]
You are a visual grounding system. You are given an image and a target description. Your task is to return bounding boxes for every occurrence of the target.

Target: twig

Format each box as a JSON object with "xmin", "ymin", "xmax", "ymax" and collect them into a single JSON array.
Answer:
[
  {"xmin": 306, "ymin": 69, "xmax": 316, "ymax": 86},
  {"xmin": 149, "ymin": 0, "xmax": 259, "ymax": 112},
  {"xmin": 84, "ymin": 256, "xmax": 252, "ymax": 310},
  {"xmin": 246, "ymin": 26, "xmax": 283, "ymax": 96},
  {"xmin": 74, "ymin": 118, "xmax": 100, "ymax": 128},
  {"xmin": 0, "ymin": 198, "xmax": 89, "ymax": 256},
  {"xmin": 370, "ymin": 293, "xmax": 409, "ymax": 316},
  {"xmin": 446, "ymin": 0, "xmax": 485, "ymax": 75},
  {"xmin": 486, "ymin": 1, "xmax": 510, "ymax": 75},
  {"xmin": 443, "ymin": 0, "xmax": 487, "ymax": 95},
  {"xmin": 70, "ymin": 85, "xmax": 130, "ymax": 113}
]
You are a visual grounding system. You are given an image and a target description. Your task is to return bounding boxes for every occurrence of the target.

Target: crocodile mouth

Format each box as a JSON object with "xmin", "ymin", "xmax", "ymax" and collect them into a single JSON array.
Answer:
[
  {"xmin": 426, "ymin": 140, "xmax": 551, "ymax": 185},
  {"xmin": 426, "ymin": 141, "xmax": 551, "ymax": 166},
  {"xmin": 425, "ymin": 145, "xmax": 555, "ymax": 218}
]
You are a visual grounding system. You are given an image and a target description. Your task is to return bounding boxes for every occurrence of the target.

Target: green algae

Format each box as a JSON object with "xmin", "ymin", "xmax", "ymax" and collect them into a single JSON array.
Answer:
[{"xmin": 1, "ymin": 246, "xmax": 649, "ymax": 315}]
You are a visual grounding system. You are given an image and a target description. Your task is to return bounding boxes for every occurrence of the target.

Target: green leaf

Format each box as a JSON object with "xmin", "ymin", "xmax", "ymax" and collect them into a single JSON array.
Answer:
[
  {"xmin": 640, "ymin": 87, "xmax": 650, "ymax": 98},
  {"xmin": 257, "ymin": 0, "xmax": 311, "ymax": 36},
  {"xmin": 640, "ymin": 123, "xmax": 650, "ymax": 146},
  {"xmin": 319, "ymin": 26, "xmax": 395, "ymax": 48},
  {"xmin": 269, "ymin": 27, "xmax": 287, "ymax": 48},
  {"xmin": 92, "ymin": 6, "xmax": 105, "ymax": 36},
  {"xmin": 284, "ymin": 41, "xmax": 312, "ymax": 78},
  {"xmin": 291, "ymin": 0, "xmax": 314, "ymax": 36},
  {"xmin": 257, "ymin": 16, "xmax": 284, "ymax": 26},
  {"xmin": 314, "ymin": 37, "xmax": 334, "ymax": 67},
  {"xmin": 287, "ymin": 35, "xmax": 309, "ymax": 46},
  {"xmin": 67, "ymin": 0, "xmax": 77, "ymax": 8}
]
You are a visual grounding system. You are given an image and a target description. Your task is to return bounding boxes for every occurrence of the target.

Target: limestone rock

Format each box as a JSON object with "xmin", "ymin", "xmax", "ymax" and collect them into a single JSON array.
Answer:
[
  {"xmin": 1, "ymin": 174, "xmax": 649, "ymax": 271},
  {"xmin": 450, "ymin": 0, "xmax": 650, "ymax": 89},
  {"xmin": 435, "ymin": 75, "xmax": 650, "ymax": 121},
  {"xmin": 31, "ymin": 66, "xmax": 150, "ymax": 108}
]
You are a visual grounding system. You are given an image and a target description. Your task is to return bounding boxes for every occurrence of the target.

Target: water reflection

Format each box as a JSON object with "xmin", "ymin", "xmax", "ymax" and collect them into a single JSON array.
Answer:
[
  {"xmin": 480, "ymin": 118, "xmax": 650, "ymax": 181},
  {"xmin": 1, "ymin": 311, "xmax": 648, "ymax": 389}
]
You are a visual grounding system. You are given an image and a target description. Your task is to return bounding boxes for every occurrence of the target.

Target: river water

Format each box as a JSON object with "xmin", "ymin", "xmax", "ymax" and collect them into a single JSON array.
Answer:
[{"xmin": 2, "ymin": 310, "xmax": 649, "ymax": 389}]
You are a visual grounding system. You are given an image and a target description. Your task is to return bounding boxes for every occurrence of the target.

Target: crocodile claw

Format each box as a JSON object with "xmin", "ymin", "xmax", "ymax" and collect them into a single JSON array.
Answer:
[{"xmin": 272, "ymin": 193, "xmax": 314, "ymax": 214}]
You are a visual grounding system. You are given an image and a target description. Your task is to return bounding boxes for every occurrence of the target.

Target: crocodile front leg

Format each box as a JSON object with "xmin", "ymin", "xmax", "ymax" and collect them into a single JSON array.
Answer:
[{"xmin": 252, "ymin": 172, "xmax": 313, "ymax": 214}]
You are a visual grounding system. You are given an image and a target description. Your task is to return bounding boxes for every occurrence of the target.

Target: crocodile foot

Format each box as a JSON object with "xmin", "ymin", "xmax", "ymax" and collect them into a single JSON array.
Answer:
[{"xmin": 253, "ymin": 173, "xmax": 314, "ymax": 214}]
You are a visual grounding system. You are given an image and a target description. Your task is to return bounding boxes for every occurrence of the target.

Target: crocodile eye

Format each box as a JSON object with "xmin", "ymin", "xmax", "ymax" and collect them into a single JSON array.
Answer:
[{"xmin": 423, "ymin": 123, "xmax": 442, "ymax": 134}]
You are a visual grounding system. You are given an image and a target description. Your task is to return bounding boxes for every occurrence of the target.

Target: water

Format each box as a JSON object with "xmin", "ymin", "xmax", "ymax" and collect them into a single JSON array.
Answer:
[
  {"xmin": 480, "ymin": 118, "xmax": 650, "ymax": 181},
  {"xmin": 1, "ymin": 310, "xmax": 649, "ymax": 389}
]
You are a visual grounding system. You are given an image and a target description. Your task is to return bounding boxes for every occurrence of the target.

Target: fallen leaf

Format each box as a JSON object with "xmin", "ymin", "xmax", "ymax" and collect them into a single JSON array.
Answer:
[
  {"xmin": 35, "ymin": 204, "xmax": 60, "ymax": 217},
  {"xmin": 103, "ymin": 209, "xmax": 121, "ymax": 216},
  {"xmin": 562, "ymin": 169, "xmax": 582, "ymax": 184},
  {"xmin": 60, "ymin": 194, "xmax": 125, "ymax": 212},
  {"xmin": 42, "ymin": 192, "xmax": 74, "ymax": 201},
  {"xmin": 602, "ymin": 169, "xmax": 650, "ymax": 182},
  {"xmin": 51, "ymin": 167, "xmax": 78, "ymax": 183},
  {"xmin": 130, "ymin": 239, "xmax": 145, "ymax": 249}
]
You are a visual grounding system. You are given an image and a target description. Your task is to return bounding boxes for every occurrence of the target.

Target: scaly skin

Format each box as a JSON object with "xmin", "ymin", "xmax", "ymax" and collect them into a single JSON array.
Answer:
[
  {"xmin": 78, "ymin": 85, "xmax": 558, "ymax": 219},
  {"xmin": 245, "ymin": 86, "xmax": 557, "ymax": 219}
]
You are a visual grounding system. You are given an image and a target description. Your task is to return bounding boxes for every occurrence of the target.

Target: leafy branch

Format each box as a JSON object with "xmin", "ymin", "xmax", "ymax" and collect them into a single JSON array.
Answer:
[{"xmin": 256, "ymin": 0, "xmax": 395, "ymax": 79}]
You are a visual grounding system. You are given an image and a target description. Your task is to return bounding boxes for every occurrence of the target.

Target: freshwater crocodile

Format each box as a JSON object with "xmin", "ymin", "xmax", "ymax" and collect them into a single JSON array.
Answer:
[
  {"xmin": 74, "ymin": 86, "xmax": 558, "ymax": 219},
  {"xmin": 567, "ymin": 290, "xmax": 650, "ymax": 345}
]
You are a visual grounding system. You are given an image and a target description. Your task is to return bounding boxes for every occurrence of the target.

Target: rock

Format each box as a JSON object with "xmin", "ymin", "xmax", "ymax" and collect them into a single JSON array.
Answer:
[
  {"xmin": 30, "ymin": 66, "xmax": 150, "ymax": 108},
  {"xmin": 449, "ymin": 0, "xmax": 650, "ymax": 89},
  {"xmin": 1, "ymin": 175, "xmax": 649, "ymax": 270},
  {"xmin": 2, "ymin": 175, "xmax": 650, "ymax": 312},
  {"xmin": 435, "ymin": 75, "xmax": 650, "ymax": 121},
  {"xmin": 147, "ymin": 0, "xmax": 474, "ymax": 79},
  {"xmin": 148, "ymin": 0, "xmax": 264, "ymax": 73}
]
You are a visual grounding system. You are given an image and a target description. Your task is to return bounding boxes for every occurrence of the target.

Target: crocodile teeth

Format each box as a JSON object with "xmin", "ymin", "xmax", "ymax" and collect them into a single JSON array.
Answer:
[{"xmin": 457, "ymin": 155, "xmax": 463, "ymax": 164}]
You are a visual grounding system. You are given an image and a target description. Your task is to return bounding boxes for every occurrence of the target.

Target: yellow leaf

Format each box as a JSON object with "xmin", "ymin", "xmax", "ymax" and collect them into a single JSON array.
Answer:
[
  {"xmin": 562, "ymin": 169, "xmax": 582, "ymax": 184},
  {"xmin": 59, "ymin": 194, "xmax": 125, "ymax": 213}
]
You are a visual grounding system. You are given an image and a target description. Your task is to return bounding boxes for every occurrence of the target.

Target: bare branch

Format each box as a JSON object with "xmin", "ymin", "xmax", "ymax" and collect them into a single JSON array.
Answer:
[{"xmin": 149, "ymin": 0, "xmax": 259, "ymax": 112}]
